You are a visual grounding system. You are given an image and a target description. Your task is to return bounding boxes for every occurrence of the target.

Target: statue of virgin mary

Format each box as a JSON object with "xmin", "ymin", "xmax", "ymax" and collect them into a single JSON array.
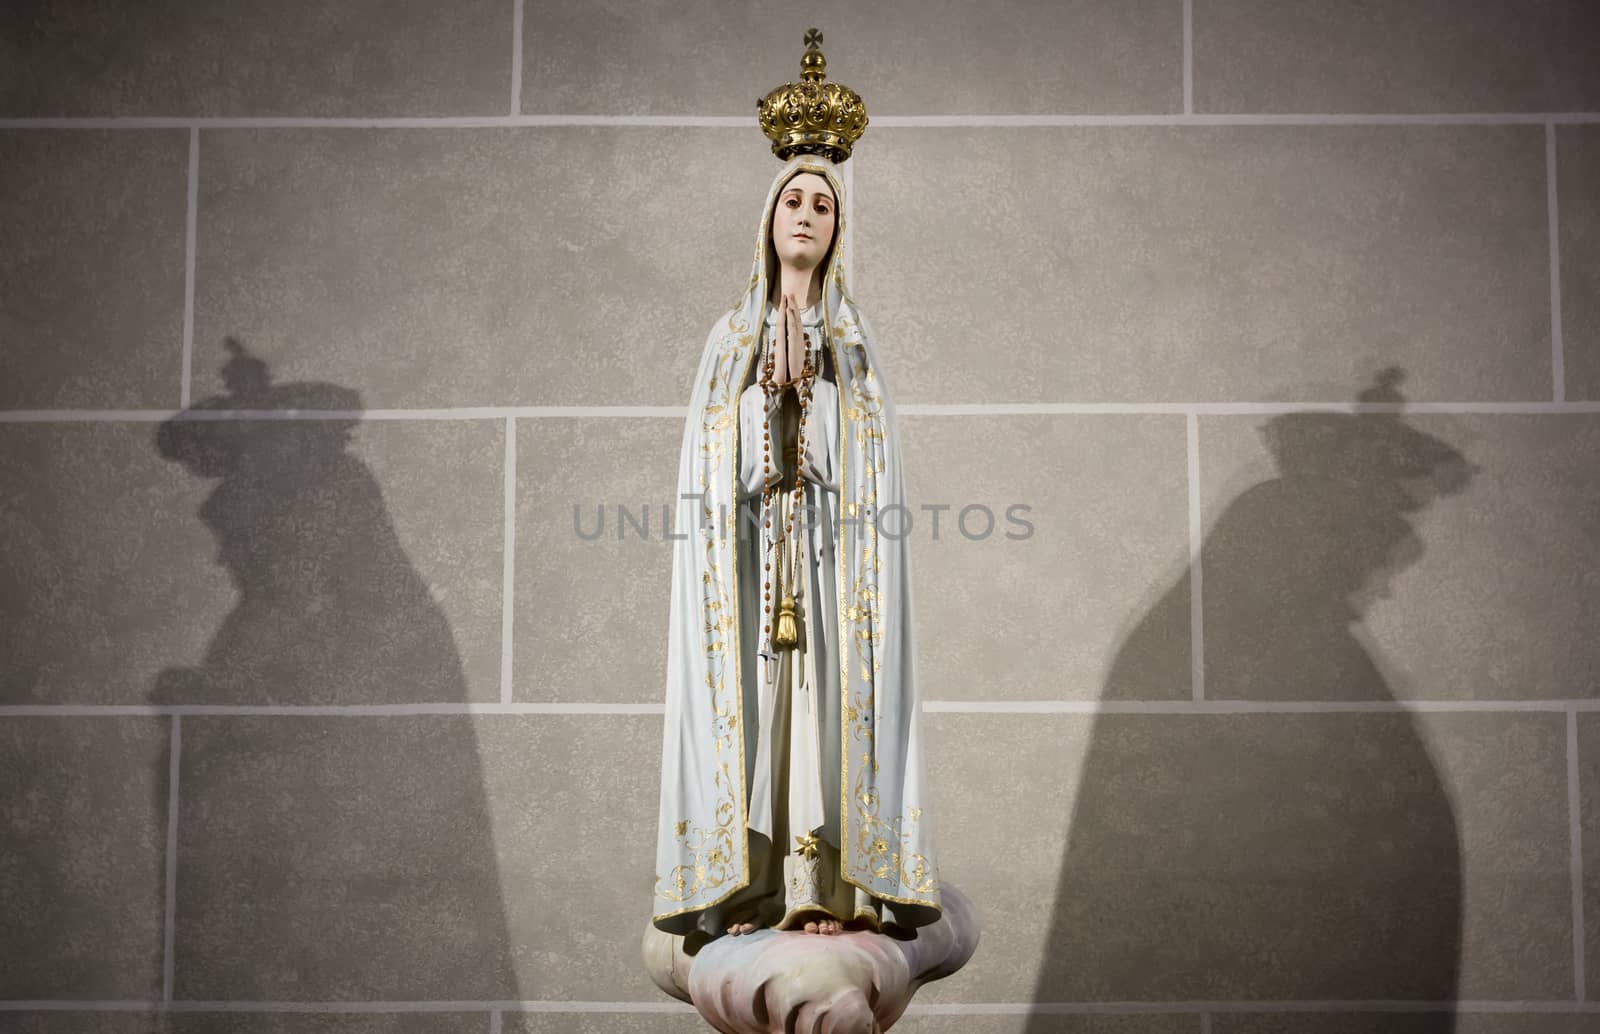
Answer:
[{"xmin": 651, "ymin": 31, "xmax": 941, "ymax": 948}]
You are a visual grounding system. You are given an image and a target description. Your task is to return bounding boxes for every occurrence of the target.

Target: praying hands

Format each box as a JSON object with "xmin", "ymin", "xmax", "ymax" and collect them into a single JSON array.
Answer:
[{"xmin": 769, "ymin": 291, "xmax": 811, "ymax": 389}]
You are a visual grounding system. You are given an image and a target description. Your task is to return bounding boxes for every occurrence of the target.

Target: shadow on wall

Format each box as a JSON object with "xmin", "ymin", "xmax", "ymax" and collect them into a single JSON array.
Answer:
[
  {"xmin": 1028, "ymin": 367, "xmax": 1476, "ymax": 1031},
  {"xmin": 141, "ymin": 337, "xmax": 518, "ymax": 1005}
]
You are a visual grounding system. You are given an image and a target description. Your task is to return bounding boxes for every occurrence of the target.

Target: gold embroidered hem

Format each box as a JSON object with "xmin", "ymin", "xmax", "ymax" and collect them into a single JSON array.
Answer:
[{"xmin": 774, "ymin": 835, "xmax": 882, "ymax": 932}]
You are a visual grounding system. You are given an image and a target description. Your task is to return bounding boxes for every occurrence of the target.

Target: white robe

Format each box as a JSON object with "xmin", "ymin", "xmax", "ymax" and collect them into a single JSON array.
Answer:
[
  {"xmin": 727, "ymin": 300, "xmax": 877, "ymax": 929},
  {"xmin": 739, "ymin": 301, "xmax": 834, "ymax": 842}
]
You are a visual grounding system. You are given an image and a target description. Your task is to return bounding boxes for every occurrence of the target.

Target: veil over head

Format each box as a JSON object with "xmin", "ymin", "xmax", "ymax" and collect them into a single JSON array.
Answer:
[{"xmin": 651, "ymin": 153, "xmax": 941, "ymax": 932}]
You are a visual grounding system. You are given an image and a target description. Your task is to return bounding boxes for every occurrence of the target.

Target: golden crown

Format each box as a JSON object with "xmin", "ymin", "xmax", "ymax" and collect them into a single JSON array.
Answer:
[{"xmin": 756, "ymin": 28, "xmax": 868, "ymax": 163}]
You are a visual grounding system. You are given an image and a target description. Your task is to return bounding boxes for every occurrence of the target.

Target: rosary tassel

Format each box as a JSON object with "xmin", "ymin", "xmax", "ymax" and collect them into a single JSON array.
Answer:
[
  {"xmin": 773, "ymin": 525, "xmax": 800, "ymax": 649},
  {"xmin": 775, "ymin": 594, "xmax": 799, "ymax": 649},
  {"xmin": 774, "ymin": 598, "xmax": 800, "ymax": 646}
]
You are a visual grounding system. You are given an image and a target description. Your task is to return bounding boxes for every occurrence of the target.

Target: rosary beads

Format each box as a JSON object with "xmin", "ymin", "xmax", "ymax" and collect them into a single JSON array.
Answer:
[{"xmin": 758, "ymin": 313, "xmax": 817, "ymax": 651}]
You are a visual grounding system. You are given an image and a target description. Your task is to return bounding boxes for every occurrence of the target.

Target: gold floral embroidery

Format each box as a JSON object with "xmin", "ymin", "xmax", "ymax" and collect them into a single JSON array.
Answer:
[
  {"xmin": 654, "ymin": 321, "xmax": 757, "ymax": 911},
  {"xmin": 831, "ymin": 308, "xmax": 939, "ymax": 909},
  {"xmin": 851, "ymin": 760, "xmax": 938, "ymax": 895}
]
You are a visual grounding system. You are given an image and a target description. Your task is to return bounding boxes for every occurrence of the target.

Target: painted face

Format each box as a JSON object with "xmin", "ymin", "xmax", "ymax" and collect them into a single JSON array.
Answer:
[{"xmin": 770, "ymin": 171, "xmax": 837, "ymax": 272}]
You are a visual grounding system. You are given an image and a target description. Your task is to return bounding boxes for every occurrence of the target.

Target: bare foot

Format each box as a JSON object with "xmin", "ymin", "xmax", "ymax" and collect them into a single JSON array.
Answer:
[
  {"xmin": 800, "ymin": 915, "xmax": 844, "ymax": 935},
  {"xmin": 725, "ymin": 916, "xmax": 762, "ymax": 936}
]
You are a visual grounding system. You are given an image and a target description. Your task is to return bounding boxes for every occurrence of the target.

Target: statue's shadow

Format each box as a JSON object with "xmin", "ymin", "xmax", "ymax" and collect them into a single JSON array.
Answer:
[
  {"xmin": 1029, "ymin": 367, "xmax": 1476, "ymax": 1030},
  {"xmin": 145, "ymin": 337, "xmax": 518, "ymax": 1004}
]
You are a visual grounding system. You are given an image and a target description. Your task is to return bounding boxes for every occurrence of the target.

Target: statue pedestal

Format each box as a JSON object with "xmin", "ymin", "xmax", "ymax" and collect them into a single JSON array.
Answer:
[{"xmin": 642, "ymin": 883, "xmax": 979, "ymax": 1034}]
